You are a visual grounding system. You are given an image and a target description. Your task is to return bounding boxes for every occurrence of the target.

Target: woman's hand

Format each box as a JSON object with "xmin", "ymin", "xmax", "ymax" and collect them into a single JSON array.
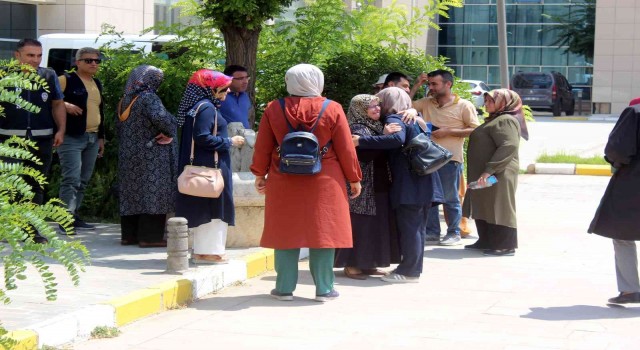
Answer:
[
  {"xmin": 383, "ymin": 123, "xmax": 402, "ymax": 135},
  {"xmin": 476, "ymin": 172, "xmax": 492, "ymax": 187},
  {"xmin": 398, "ymin": 108, "xmax": 418, "ymax": 124},
  {"xmin": 254, "ymin": 176, "xmax": 267, "ymax": 195},
  {"xmin": 352, "ymin": 135, "xmax": 360, "ymax": 146},
  {"xmin": 231, "ymin": 135, "xmax": 245, "ymax": 147},
  {"xmin": 349, "ymin": 182, "xmax": 362, "ymax": 199}
]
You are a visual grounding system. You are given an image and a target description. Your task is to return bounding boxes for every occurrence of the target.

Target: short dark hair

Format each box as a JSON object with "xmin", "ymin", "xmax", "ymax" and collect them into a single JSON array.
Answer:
[
  {"xmin": 427, "ymin": 69, "xmax": 454, "ymax": 84},
  {"xmin": 224, "ymin": 65, "xmax": 247, "ymax": 76},
  {"xmin": 16, "ymin": 38, "xmax": 42, "ymax": 51},
  {"xmin": 383, "ymin": 72, "xmax": 410, "ymax": 87}
]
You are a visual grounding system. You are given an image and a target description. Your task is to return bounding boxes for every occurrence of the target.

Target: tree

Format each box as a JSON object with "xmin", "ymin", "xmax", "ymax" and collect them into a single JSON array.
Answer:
[
  {"xmin": 196, "ymin": 0, "xmax": 294, "ymax": 127},
  {"xmin": 0, "ymin": 60, "xmax": 89, "ymax": 349},
  {"xmin": 542, "ymin": 0, "xmax": 595, "ymax": 59}
]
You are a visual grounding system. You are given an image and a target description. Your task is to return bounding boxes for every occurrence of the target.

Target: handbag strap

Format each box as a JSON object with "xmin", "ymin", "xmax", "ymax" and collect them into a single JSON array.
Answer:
[{"xmin": 189, "ymin": 102, "xmax": 219, "ymax": 168}]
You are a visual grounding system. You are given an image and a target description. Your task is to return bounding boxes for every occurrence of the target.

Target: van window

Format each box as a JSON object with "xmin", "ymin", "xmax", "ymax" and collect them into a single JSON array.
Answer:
[
  {"xmin": 512, "ymin": 74, "xmax": 552, "ymax": 89},
  {"xmin": 48, "ymin": 48, "xmax": 77, "ymax": 75}
]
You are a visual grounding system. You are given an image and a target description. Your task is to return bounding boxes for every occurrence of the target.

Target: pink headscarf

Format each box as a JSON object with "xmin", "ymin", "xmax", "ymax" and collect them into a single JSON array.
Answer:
[{"xmin": 629, "ymin": 97, "xmax": 640, "ymax": 106}]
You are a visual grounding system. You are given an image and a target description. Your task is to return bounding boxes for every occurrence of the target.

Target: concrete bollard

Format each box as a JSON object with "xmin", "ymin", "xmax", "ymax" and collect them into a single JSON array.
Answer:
[{"xmin": 166, "ymin": 217, "xmax": 189, "ymax": 274}]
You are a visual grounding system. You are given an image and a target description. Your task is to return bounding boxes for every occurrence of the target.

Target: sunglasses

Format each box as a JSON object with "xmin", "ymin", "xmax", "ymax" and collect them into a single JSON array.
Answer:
[{"xmin": 80, "ymin": 58, "xmax": 102, "ymax": 64}]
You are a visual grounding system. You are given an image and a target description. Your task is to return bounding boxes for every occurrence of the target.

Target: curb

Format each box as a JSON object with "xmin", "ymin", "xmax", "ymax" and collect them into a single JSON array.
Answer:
[
  {"xmin": 9, "ymin": 248, "xmax": 275, "ymax": 349},
  {"xmin": 526, "ymin": 163, "xmax": 612, "ymax": 176}
]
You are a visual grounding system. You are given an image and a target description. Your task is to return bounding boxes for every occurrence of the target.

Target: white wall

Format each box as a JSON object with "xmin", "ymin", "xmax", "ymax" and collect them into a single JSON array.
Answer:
[
  {"xmin": 593, "ymin": 0, "xmax": 640, "ymax": 114},
  {"xmin": 37, "ymin": 0, "xmax": 154, "ymax": 35}
]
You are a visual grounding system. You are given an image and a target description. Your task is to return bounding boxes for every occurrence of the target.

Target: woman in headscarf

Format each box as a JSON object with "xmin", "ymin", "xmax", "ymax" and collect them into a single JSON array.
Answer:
[
  {"xmin": 175, "ymin": 69, "xmax": 245, "ymax": 264},
  {"xmin": 334, "ymin": 94, "xmax": 400, "ymax": 280},
  {"xmin": 352, "ymin": 87, "xmax": 442, "ymax": 283},
  {"xmin": 251, "ymin": 64, "xmax": 362, "ymax": 302},
  {"xmin": 116, "ymin": 65, "xmax": 177, "ymax": 248},
  {"xmin": 463, "ymin": 88, "xmax": 528, "ymax": 256}
]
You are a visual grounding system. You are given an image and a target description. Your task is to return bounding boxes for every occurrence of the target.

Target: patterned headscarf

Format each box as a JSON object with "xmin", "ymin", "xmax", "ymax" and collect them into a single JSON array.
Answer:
[
  {"xmin": 485, "ymin": 89, "xmax": 529, "ymax": 140},
  {"xmin": 285, "ymin": 64, "xmax": 324, "ymax": 97},
  {"xmin": 376, "ymin": 87, "xmax": 412, "ymax": 118},
  {"xmin": 347, "ymin": 94, "xmax": 383, "ymax": 134},
  {"xmin": 121, "ymin": 65, "xmax": 164, "ymax": 108},
  {"xmin": 176, "ymin": 69, "xmax": 232, "ymax": 126}
]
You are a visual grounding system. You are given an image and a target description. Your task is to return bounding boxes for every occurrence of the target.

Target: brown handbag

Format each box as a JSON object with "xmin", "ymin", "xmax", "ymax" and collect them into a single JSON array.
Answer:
[{"xmin": 177, "ymin": 102, "xmax": 225, "ymax": 198}]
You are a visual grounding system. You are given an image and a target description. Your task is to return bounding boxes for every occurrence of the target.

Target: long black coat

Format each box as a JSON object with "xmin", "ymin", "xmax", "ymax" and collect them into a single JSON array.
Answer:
[
  {"xmin": 588, "ymin": 105, "xmax": 640, "ymax": 240},
  {"xmin": 176, "ymin": 102, "xmax": 234, "ymax": 228}
]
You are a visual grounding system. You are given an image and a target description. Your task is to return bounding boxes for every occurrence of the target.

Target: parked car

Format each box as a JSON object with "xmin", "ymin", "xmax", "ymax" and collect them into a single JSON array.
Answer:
[
  {"xmin": 511, "ymin": 71, "xmax": 575, "ymax": 116},
  {"xmin": 461, "ymin": 79, "xmax": 490, "ymax": 109}
]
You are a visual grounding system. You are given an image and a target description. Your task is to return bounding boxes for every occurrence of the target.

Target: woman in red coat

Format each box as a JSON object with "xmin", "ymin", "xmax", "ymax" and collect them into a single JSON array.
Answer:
[{"xmin": 251, "ymin": 64, "xmax": 362, "ymax": 302}]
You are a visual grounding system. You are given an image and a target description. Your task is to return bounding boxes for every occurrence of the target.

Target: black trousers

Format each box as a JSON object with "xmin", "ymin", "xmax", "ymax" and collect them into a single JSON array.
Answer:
[
  {"xmin": 120, "ymin": 214, "xmax": 166, "ymax": 243},
  {"xmin": 0, "ymin": 136, "xmax": 53, "ymax": 205},
  {"xmin": 475, "ymin": 219, "xmax": 518, "ymax": 250}
]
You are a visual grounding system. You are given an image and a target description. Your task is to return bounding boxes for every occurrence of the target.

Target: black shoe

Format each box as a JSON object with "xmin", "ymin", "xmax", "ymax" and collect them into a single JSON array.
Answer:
[
  {"xmin": 33, "ymin": 233, "xmax": 48, "ymax": 244},
  {"xmin": 482, "ymin": 249, "xmax": 515, "ymax": 256},
  {"xmin": 608, "ymin": 292, "xmax": 640, "ymax": 304},
  {"xmin": 74, "ymin": 217, "xmax": 95, "ymax": 230},
  {"xmin": 464, "ymin": 243, "xmax": 486, "ymax": 250}
]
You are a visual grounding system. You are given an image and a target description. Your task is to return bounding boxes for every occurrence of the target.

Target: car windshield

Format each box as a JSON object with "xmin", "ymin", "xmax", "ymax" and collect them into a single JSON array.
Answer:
[
  {"xmin": 512, "ymin": 74, "xmax": 552, "ymax": 89},
  {"xmin": 479, "ymin": 82, "xmax": 490, "ymax": 91}
]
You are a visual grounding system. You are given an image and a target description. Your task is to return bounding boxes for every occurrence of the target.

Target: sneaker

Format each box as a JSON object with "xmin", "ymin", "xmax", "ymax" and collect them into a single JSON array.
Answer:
[
  {"xmin": 315, "ymin": 289, "xmax": 339, "ymax": 302},
  {"xmin": 424, "ymin": 235, "xmax": 440, "ymax": 245},
  {"xmin": 270, "ymin": 289, "xmax": 293, "ymax": 301},
  {"xmin": 381, "ymin": 272, "xmax": 419, "ymax": 283},
  {"xmin": 482, "ymin": 249, "xmax": 515, "ymax": 257},
  {"xmin": 440, "ymin": 234, "xmax": 461, "ymax": 246},
  {"xmin": 74, "ymin": 217, "xmax": 95, "ymax": 230}
]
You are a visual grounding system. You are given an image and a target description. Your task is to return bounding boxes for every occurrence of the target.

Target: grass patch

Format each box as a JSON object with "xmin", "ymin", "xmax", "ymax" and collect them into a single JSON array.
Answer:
[
  {"xmin": 90, "ymin": 326, "xmax": 121, "ymax": 339},
  {"xmin": 536, "ymin": 152, "xmax": 607, "ymax": 165}
]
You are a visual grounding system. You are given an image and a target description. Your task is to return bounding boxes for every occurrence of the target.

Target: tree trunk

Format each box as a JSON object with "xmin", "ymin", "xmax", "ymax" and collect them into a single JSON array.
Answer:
[{"xmin": 221, "ymin": 25, "xmax": 262, "ymax": 129}]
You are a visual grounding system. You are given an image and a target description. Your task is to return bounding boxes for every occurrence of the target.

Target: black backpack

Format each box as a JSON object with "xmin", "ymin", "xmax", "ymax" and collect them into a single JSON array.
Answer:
[
  {"xmin": 276, "ymin": 98, "xmax": 332, "ymax": 175},
  {"xmin": 402, "ymin": 123, "xmax": 453, "ymax": 176}
]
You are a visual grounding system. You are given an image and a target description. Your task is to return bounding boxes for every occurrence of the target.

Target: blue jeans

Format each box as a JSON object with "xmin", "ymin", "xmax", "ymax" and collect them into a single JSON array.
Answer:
[
  {"xmin": 426, "ymin": 161, "xmax": 462, "ymax": 237},
  {"xmin": 57, "ymin": 133, "xmax": 100, "ymax": 214},
  {"xmin": 396, "ymin": 204, "xmax": 429, "ymax": 277}
]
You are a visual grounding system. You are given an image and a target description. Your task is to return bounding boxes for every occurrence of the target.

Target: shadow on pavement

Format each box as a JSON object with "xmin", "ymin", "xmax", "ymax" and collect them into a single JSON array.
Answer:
[
  {"xmin": 425, "ymin": 247, "xmax": 492, "ymax": 260},
  {"xmin": 522, "ymin": 305, "xmax": 640, "ymax": 321}
]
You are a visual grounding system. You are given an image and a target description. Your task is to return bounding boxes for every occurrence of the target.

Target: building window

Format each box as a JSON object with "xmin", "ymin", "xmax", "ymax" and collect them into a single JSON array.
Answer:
[{"xmin": 0, "ymin": 1, "xmax": 37, "ymax": 60}]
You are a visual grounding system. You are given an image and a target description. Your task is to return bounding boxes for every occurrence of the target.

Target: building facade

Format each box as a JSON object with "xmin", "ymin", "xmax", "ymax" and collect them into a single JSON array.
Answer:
[{"xmin": 592, "ymin": 0, "xmax": 640, "ymax": 114}]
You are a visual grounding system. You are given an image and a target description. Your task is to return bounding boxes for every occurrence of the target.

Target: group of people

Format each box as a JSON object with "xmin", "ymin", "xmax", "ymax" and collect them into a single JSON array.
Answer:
[
  {"xmin": 2, "ymin": 38, "xmax": 529, "ymax": 303},
  {"xmin": 250, "ymin": 64, "xmax": 527, "ymax": 301}
]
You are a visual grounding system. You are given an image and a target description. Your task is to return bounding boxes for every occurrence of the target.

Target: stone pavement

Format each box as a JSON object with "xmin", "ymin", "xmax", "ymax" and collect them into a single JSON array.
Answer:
[
  {"xmin": 71, "ymin": 174, "xmax": 640, "ymax": 350},
  {"xmin": 0, "ymin": 224, "xmax": 268, "ymax": 345}
]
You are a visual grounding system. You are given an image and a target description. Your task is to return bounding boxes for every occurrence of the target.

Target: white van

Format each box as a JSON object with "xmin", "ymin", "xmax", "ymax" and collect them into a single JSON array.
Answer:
[{"xmin": 37, "ymin": 33, "xmax": 178, "ymax": 75}]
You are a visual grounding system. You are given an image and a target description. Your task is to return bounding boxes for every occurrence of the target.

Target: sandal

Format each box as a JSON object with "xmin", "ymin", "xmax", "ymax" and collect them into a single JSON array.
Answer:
[
  {"xmin": 192, "ymin": 254, "xmax": 228, "ymax": 265},
  {"xmin": 344, "ymin": 267, "xmax": 367, "ymax": 280}
]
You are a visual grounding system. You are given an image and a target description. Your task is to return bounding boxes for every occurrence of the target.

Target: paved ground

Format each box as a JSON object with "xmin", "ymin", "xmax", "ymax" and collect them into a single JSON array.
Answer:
[
  {"xmin": 71, "ymin": 174, "xmax": 640, "ymax": 350},
  {"xmin": 0, "ymin": 225, "xmax": 264, "ymax": 330}
]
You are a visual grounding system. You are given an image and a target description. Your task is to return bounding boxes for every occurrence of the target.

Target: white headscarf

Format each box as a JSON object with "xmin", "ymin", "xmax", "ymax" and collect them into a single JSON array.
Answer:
[{"xmin": 285, "ymin": 64, "xmax": 324, "ymax": 97}]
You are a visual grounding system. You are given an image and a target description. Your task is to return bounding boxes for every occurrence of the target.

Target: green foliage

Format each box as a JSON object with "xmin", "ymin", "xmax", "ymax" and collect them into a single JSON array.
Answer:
[
  {"xmin": 536, "ymin": 151, "xmax": 607, "ymax": 165},
  {"xmin": 0, "ymin": 325, "xmax": 15, "ymax": 350},
  {"xmin": 90, "ymin": 326, "xmax": 121, "ymax": 339},
  {"xmin": 0, "ymin": 69, "xmax": 89, "ymax": 345},
  {"xmin": 0, "ymin": 60, "xmax": 49, "ymax": 116},
  {"xmin": 198, "ymin": 0, "xmax": 293, "ymax": 30},
  {"xmin": 542, "ymin": 0, "xmax": 594, "ymax": 59}
]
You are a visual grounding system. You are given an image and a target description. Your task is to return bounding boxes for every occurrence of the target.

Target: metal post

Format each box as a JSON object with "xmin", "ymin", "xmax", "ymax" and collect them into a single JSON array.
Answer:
[
  {"xmin": 497, "ymin": 0, "xmax": 509, "ymax": 88},
  {"xmin": 166, "ymin": 217, "xmax": 189, "ymax": 273}
]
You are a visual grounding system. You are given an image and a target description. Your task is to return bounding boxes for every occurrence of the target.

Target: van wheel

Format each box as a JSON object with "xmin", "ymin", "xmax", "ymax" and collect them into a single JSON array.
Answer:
[
  {"xmin": 565, "ymin": 103, "xmax": 575, "ymax": 116},
  {"xmin": 552, "ymin": 100, "xmax": 562, "ymax": 116}
]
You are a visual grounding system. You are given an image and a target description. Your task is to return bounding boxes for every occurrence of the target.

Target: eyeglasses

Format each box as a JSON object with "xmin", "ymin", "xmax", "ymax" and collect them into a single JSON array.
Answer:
[
  {"xmin": 367, "ymin": 104, "xmax": 380, "ymax": 109},
  {"xmin": 232, "ymin": 76, "xmax": 250, "ymax": 81},
  {"xmin": 80, "ymin": 58, "xmax": 102, "ymax": 64}
]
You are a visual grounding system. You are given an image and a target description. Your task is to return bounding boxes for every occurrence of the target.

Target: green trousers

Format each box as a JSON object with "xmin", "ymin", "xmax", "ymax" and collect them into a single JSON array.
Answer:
[{"xmin": 275, "ymin": 248, "xmax": 335, "ymax": 295}]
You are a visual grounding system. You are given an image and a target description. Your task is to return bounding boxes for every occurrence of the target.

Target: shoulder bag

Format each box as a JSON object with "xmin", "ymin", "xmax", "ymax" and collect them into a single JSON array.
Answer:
[{"xmin": 177, "ymin": 102, "xmax": 225, "ymax": 198}]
